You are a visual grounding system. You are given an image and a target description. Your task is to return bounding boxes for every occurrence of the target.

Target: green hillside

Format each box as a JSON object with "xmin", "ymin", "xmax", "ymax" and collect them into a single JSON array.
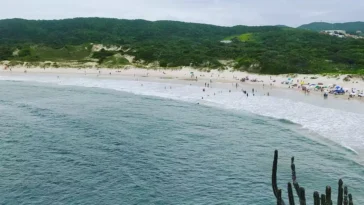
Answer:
[
  {"xmin": 298, "ymin": 22, "xmax": 364, "ymax": 33},
  {"xmin": 1, "ymin": 18, "xmax": 364, "ymax": 74}
]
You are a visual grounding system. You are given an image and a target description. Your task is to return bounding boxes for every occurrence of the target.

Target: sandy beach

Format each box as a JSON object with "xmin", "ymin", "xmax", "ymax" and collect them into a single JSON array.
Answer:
[{"xmin": 1, "ymin": 66, "xmax": 364, "ymax": 103}]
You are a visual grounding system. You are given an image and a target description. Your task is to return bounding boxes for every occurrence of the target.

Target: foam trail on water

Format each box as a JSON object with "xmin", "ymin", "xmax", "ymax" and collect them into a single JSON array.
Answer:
[{"xmin": 1, "ymin": 75, "xmax": 364, "ymax": 153}]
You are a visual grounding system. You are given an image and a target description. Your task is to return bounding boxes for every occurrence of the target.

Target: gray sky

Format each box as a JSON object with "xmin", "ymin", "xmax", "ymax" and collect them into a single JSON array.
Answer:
[{"xmin": 1, "ymin": 0, "xmax": 363, "ymax": 27}]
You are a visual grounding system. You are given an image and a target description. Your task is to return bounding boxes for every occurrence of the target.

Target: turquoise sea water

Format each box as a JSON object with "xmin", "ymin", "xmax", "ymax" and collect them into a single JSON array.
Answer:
[{"xmin": 0, "ymin": 78, "xmax": 363, "ymax": 204}]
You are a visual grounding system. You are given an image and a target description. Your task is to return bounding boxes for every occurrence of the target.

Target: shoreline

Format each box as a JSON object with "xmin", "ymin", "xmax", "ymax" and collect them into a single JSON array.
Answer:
[{"xmin": 1, "ymin": 66, "xmax": 364, "ymax": 104}]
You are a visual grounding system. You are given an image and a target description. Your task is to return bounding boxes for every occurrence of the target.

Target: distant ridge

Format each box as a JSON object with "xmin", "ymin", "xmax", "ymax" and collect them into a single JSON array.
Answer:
[
  {"xmin": 298, "ymin": 22, "xmax": 364, "ymax": 32},
  {"xmin": 274, "ymin": 25, "xmax": 291, "ymax": 28}
]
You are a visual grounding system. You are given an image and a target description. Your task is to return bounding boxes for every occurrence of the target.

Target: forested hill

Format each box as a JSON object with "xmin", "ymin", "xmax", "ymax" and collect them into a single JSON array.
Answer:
[
  {"xmin": 1, "ymin": 18, "xmax": 364, "ymax": 74},
  {"xmin": 298, "ymin": 22, "xmax": 364, "ymax": 33},
  {"xmin": 0, "ymin": 18, "xmax": 279, "ymax": 46}
]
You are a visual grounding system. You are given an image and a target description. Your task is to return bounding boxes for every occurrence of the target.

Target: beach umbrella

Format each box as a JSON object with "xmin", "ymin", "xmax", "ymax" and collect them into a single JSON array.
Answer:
[{"xmin": 335, "ymin": 85, "xmax": 341, "ymax": 90}]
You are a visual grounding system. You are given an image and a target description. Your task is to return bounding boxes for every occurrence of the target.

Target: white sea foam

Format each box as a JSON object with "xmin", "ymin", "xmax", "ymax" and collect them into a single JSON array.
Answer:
[{"xmin": 1, "ymin": 75, "xmax": 364, "ymax": 153}]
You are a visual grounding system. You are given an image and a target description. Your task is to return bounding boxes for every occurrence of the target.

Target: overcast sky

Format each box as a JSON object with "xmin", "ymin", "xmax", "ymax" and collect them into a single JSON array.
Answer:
[{"xmin": 1, "ymin": 0, "xmax": 363, "ymax": 27}]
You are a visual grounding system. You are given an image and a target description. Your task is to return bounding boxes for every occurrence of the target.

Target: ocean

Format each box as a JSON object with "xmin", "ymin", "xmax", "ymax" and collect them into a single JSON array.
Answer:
[{"xmin": 0, "ymin": 75, "xmax": 363, "ymax": 204}]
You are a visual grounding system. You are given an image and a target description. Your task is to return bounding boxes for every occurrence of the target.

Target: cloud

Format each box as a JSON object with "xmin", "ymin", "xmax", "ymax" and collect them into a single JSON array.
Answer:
[{"xmin": 0, "ymin": 0, "xmax": 363, "ymax": 27}]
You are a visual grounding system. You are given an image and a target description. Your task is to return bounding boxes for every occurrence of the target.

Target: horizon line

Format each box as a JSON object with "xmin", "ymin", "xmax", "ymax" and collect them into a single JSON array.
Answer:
[{"xmin": 0, "ymin": 17, "xmax": 363, "ymax": 28}]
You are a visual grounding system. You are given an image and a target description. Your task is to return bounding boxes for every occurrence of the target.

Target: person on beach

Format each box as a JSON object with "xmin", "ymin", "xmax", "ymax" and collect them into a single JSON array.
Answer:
[
  {"xmin": 203, "ymin": 88, "xmax": 205, "ymax": 92},
  {"xmin": 205, "ymin": 83, "xmax": 207, "ymax": 87},
  {"xmin": 267, "ymin": 92, "xmax": 270, "ymax": 96},
  {"xmin": 247, "ymin": 93, "xmax": 249, "ymax": 97},
  {"xmin": 252, "ymin": 88, "xmax": 254, "ymax": 93}
]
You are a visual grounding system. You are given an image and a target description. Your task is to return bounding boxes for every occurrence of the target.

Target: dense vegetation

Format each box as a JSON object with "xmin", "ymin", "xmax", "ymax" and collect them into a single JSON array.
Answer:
[
  {"xmin": 1, "ymin": 18, "xmax": 364, "ymax": 74},
  {"xmin": 298, "ymin": 22, "xmax": 364, "ymax": 33}
]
